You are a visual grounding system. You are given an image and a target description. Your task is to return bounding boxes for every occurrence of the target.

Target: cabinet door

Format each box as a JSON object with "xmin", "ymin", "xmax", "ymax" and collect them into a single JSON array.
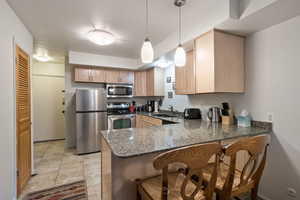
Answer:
[
  {"xmin": 195, "ymin": 30, "xmax": 215, "ymax": 93},
  {"xmin": 91, "ymin": 68, "xmax": 106, "ymax": 83},
  {"xmin": 175, "ymin": 51, "xmax": 196, "ymax": 95},
  {"xmin": 74, "ymin": 67, "xmax": 91, "ymax": 82},
  {"xmin": 175, "ymin": 63, "xmax": 186, "ymax": 94},
  {"xmin": 119, "ymin": 71, "xmax": 134, "ymax": 84},
  {"xmin": 106, "ymin": 70, "xmax": 120, "ymax": 83},
  {"xmin": 134, "ymin": 71, "xmax": 147, "ymax": 96},
  {"xmin": 146, "ymin": 69, "xmax": 154, "ymax": 96}
]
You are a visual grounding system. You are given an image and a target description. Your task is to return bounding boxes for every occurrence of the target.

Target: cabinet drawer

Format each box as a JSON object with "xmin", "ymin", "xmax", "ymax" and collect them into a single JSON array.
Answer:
[{"xmin": 142, "ymin": 116, "xmax": 162, "ymax": 126}]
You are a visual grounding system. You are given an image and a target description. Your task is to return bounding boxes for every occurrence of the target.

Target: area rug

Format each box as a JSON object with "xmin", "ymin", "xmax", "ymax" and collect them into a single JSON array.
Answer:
[{"xmin": 24, "ymin": 180, "xmax": 88, "ymax": 200}]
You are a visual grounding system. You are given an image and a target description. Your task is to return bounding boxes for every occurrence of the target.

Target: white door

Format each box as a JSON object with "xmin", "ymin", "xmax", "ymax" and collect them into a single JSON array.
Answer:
[{"xmin": 32, "ymin": 75, "xmax": 65, "ymax": 141}]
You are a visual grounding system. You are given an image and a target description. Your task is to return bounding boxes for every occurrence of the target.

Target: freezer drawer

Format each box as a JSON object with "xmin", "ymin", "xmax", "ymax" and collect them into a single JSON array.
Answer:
[
  {"xmin": 76, "ymin": 88, "xmax": 106, "ymax": 112},
  {"xmin": 76, "ymin": 112, "xmax": 107, "ymax": 154}
]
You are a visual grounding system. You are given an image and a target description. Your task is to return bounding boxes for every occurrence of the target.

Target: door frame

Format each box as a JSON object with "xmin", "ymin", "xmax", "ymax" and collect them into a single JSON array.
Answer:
[{"xmin": 14, "ymin": 42, "xmax": 33, "ymax": 197}]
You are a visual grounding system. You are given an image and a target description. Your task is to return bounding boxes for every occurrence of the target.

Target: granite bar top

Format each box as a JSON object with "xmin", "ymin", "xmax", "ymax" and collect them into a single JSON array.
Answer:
[{"xmin": 100, "ymin": 113, "xmax": 270, "ymax": 158}]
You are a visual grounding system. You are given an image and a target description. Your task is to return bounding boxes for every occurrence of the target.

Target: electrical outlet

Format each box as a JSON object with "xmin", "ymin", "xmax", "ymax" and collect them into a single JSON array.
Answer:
[
  {"xmin": 267, "ymin": 112, "xmax": 273, "ymax": 122},
  {"xmin": 287, "ymin": 187, "xmax": 297, "ymax": 199}
]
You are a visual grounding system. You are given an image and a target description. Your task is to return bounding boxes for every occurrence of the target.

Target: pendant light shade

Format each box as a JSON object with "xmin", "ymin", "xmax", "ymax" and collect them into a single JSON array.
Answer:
[
  {"xmin": 141, "ymin": 38, "xmax": 154, "ymax": 63},
  {"xmin": 174, "ymin": 0, "xmax": 186, "ymax": 67},
  {"xmin": 141, "ymin": 0, "xmax": 154, "ymax": 63},
  {"xmin": 175, "ymin": 44, "xmax": 186, "ymax": 67}
]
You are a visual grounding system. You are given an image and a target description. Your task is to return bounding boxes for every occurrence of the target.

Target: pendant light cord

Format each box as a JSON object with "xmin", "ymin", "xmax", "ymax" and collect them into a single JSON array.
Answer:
[
  {"xmin": 178, "ymin": 6, "xmax": 182, "ymax": 46},
  {"xmin": 146, "ymin": 0, "xmax": 149, "ymax": 39}
]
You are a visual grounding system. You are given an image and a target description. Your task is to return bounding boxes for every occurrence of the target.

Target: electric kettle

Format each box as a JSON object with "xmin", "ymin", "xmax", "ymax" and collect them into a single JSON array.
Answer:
[{"xmin": 207, "ymin": 107, "xmax": 222, "ymax": 122}]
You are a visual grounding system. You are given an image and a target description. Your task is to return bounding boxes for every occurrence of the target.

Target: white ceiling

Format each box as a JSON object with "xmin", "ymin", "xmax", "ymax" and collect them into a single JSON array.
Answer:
[{"xmin": 7, "ymin": 0, "xmax": 226, "ymax": 59}]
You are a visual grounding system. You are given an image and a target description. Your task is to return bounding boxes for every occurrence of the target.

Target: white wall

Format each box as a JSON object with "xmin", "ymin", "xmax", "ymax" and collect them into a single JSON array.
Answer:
[
  {"xmin": 0, "ymin": 1, "xmax": 33, "ymax": 199},
  {"xmin": 234, "ymin": 15, "xmax": 300, "ymax": 200},
  {"xmin": 69, "ymin": 51, "xmax": 140, "ymax": 69},
  {"xmin": 32, "ymin": 62, "xmax": 65, "ymax": 142},
  {"xmin": 161, "ymin": 65, "xmax": 242, "ymax": 120}
]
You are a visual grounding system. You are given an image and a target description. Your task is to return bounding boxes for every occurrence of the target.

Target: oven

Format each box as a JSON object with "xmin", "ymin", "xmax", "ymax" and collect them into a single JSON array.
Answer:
[
  {"xmin": 107, "ymin": 102, "xmax": 136, "ymax": 130},
  {"xmin": 107, "ymin": 114, "xmax": 136, "ymax": 130},
  {"xmin": 106, "ymin": 84, "xmax": 133, "ymax": 98}
]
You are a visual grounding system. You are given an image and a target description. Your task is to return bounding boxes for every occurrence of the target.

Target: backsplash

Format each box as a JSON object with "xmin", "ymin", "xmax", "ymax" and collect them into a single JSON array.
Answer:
[{"xmin": 160, "ymin": 64, "xmax": 244, "ymax": 120}]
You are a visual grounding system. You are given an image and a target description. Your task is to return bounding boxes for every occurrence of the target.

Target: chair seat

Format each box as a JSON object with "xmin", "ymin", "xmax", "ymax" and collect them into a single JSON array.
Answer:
[
  {"xmin": 139, "ymin": 172, "xmax": 206, "ymax": 200},
  {"xmin": 202, "ymin": 162, "xmax": 242, "ymax": 191}
]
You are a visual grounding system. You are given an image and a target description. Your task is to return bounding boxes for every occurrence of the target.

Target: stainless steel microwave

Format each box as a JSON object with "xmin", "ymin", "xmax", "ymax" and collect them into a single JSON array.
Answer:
[{"xmin": 106, "ymin": 84, "xmax": 133, "ymax": 98}]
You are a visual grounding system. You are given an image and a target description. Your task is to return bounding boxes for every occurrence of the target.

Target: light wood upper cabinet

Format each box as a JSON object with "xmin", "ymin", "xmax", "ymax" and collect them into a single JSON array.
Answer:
[
  {"xmin": 106, "ymin": 70, "xmax": 120, "ymax": 84},
  {"xmin": 175, "ymin": 29, "xmax": 244, "ymax": 94},
  {"xmin": 134, "ymin": 68, "xmax": 164, "ymax": 97},
  {"xmin": 91, "ymin": 68, "xmax": 106, "ymax": 83},
  {"xmin": 195, "ymin": 30, "xmax": 244, "ymax": 93},
  {"xmin": 175, "ymin": 50, "xmax": 195, "ymax": 94},
  {"xmin": 119, "ymin": 71, "xmax": 134, "ymax": 84},
  {"xmin": 134, "ymin": 71, "xmax": 147, "ymax": 96},
  {"xmin": 74, "ymin": 67, "xmax": 91, "ymax": 82},
  {"xmin": 74, "ymin": 66, "xmax": 134, "ymax": 84}
]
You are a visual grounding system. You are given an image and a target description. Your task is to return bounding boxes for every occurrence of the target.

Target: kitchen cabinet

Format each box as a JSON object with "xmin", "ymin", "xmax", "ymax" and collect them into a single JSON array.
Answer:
[
  {"xmin": 106, "ymin": 70, "xmax": 121, "ymax": 84},
  {"xmin": 74, "ymin": 66, "xmax": 134, "ymax": 84},
  {"xmin": 134, "ymin": 67, "xmax": 164, "ymax": 97},
  {"xmin": 74, "ymin": 67, "xmax": 92, "ymax": 82},
  {"xmin": 175, "ymin": 50, "xmax": 196, "ymax": 94},
  {"xmin": 136, "ymin": 115, "xmax": 162, "ymax": 128},
  {"xmin": 195, "ymin": 29, "xmax": 244, "ymax": 93},
  {"xmin": 134, "ymin": 71, "xmax": 147, "ymax": 96},
  {"xmin": 175, "ymin": 29, "xmax": 244, "ymax": 94},
  {"xmin": 119, "ymin": 71, "xmax": 134, "ymax": 84},
  {"xmin": 91, "ymin": 68, "xmax": 106, "ymax": 83}
]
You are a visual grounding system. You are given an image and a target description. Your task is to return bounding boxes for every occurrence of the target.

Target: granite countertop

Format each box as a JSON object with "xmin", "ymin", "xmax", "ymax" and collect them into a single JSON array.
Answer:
[{"xmin": 100, "ymin": 112, "xmax": 271, "ymax": 158}]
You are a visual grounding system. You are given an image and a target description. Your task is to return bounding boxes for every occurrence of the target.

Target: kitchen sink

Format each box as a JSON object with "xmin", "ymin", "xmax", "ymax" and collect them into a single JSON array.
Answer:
[{"xmin": 152, "ymin": 113, "xmax": 177, "ymax": 118}]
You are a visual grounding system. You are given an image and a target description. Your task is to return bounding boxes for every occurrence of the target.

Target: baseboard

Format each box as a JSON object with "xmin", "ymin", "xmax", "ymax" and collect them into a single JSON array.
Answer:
[
  {"xmin": 34, "ymin": 138, "xmax": 65, "ymax": 143},
  {"xmin": 259, "ymin": 193, "xmax": 272, "ymax": 200}
]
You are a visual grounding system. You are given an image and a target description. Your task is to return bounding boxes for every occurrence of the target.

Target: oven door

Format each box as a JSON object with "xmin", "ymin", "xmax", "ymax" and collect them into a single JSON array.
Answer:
[
  {"xmin": 108, "ymin": 114, "xmax": 136, "ymax": 130},
  {"xmin": 106, "ymin": 85, "xmax": 133, "ymax": 98}
]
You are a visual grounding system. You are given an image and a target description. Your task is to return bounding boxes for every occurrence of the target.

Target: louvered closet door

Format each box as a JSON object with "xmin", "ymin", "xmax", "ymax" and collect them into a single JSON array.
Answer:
[{"xmin": 16, "ymin": 46, "xmax": 31, "ymax": 196}]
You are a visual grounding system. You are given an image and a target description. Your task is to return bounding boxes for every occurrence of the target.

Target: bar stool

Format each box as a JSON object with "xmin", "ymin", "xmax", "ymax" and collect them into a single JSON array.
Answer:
[
  {"xmin": 136, "ymin": 142, "xmax": 222, "ymax": 200},
  {"xmin": 202, "ymin": 135, "xmax": 270, "ymax": 200}
]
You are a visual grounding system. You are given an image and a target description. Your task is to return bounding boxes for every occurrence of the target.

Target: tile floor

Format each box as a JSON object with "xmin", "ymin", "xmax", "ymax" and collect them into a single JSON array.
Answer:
[{"xmin": 19, "ymin": 140, "xmax": 101, "ymax": 200}]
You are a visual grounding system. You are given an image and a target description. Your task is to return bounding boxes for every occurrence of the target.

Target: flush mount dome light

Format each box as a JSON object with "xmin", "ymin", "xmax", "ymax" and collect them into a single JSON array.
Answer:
[
  {"xmin": 33, "ymin": 48, "xmax": 52, "ymax": 62},
  {"xmin": 87, "ymin": 29, "xmax": 115, "ymax": 46}
]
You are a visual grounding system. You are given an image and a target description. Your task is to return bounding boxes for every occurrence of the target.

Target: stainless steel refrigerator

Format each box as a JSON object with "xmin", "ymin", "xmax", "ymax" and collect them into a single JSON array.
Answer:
[{"xmin": 75, "ymin": 88, "xmax": 107, "ymax": 154}]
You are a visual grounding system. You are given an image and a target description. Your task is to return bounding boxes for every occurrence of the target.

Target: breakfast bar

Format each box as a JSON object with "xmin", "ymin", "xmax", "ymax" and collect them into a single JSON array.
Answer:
[{"xmin": 100, "ymin": 116, "xmax": 270, "ymax": 200}]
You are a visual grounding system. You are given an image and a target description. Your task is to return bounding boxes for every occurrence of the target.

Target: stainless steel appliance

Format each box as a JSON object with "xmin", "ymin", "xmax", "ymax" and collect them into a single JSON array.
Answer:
[
  {"xmin": 207, "ymin": 107, "xmax": 222, "ymax": 122},
  {"xmin": 184, "ymin": 108, "xmax": 202, "ymax": 120},
  {"xmin": 107, "ymin": 102, "xmax": 136, "ymax": 130},
  {"xmin": 76, "ymin": 88, "xmax": 107, "ymax": 154},
  {"xmin": 106, "ymin": 84, "xmax": 133, "ymax": 98}
]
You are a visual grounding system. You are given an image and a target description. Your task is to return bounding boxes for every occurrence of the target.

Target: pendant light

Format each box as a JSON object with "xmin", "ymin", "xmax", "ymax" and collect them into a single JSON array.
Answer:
[
  {"xmin": 174, "ymin": 0, "xmax": 186, "ymax": 67},
  {"xmin": 141, "ymin": 0, "xmax": 154, "ymax": 63}
]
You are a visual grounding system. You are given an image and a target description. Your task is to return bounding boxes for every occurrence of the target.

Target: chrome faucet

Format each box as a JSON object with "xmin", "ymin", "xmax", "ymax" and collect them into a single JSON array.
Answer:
[{"xmin": 168, "ymin": 105, "xmax": 174, "ymax": 113}]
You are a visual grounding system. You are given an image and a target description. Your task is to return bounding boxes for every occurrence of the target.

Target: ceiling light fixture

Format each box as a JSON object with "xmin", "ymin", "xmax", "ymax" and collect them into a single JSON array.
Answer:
[
  {"xmin": 87, "ymin": 29, "xmax": 115, "ymax": 46},
  {"xmin": 141, "ymin": 0, "xmax": 154, "ymax": 64},
  {"xmin": 174, "ymin": 0, "xmax": 186, "ymax": 67},
  {"xmin": 33, "ymin": 48, "xmax": 52, "ymax": 62}
]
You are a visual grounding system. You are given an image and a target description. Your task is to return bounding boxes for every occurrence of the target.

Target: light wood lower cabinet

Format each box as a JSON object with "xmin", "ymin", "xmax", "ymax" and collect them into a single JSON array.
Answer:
[
  {"xmin": 136, "ymin": 115, "xmax": 162, "ymax": 128},
  {"xmin": 134, "ymin": 67, "xmax": 164, "ymax": 97}
]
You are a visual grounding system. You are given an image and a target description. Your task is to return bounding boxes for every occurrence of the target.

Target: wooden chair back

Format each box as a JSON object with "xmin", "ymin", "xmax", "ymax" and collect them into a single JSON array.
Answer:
[
  {"xmin": 222, "ymin": 135, "xmax": 270, "ymax": 199},
  {"xmin": 153, "ymin": 142, "xmax": 222, "ymax": 200}
]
